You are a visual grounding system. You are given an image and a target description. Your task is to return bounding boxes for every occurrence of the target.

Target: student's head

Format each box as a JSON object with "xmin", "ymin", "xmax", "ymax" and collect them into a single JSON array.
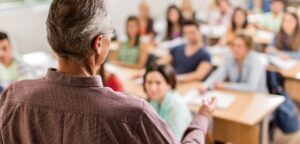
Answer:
[
  {"xmin": 277, "ymin": 12, "xmax": 300, "ymax": 51},
  {"xmin": 167, "ymin": 5, "xmax": 183, "ymax": 24},
  {"xmin": 231, "ymin": 7, "xmax": 248, "ymax": 31},
  {"xmin": 270, "ymin": 0, "xmax": 285, "ymax": 14},
  {"xmin": 183, "ymin": 20, "xmax": 201, "ymax": 45},
  {"xmin": 166, "ymin": 5, "xmax": 184, "ymax": 40},
  {"xmin": 215, "ymin": 0, "xmax": 230, "ymax": 12},
  {"xmin": 143, "ymin": 64, "xmax": 177, "ymax": 102},
  {"xmin": 139, "ymin": 1, "xmax": 150, "ymax": 18},
  {"xmin": 0, "ymin": 32, "xmax": 13, "ymax": 65},
  {"xmin": 47, "ymin": 0, "xmax": 112, "ymax": 67},
  {"xmin": 126, "ymin": 16, "xmax": 140, "ymax": 46},
  {"xmin": 281, "ymin": 12, "xmax": 299, "ymax": 35},
  {"xmin": 231, "ymin": 34, "xmax": 253, "ymax": 60},
  {"xmin": 181, "ymin": 0, "xmax": 193, "ymax": 11}
]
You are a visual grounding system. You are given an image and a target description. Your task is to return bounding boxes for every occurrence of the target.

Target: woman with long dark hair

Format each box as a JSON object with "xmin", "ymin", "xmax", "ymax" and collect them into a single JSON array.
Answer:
[
  {"xmin": 112, "ymin": 16, "xmax": 149, "ymax": 69},
  {"xmin": 219, "ymin": 7, "xmax": 256, "ymax": 46},
  {"xmin": 165, "ymin": 5, "xmax": 184, "ymax": 41},
  {"xmin": 268, "ymin": 12, "xmax": 300, "ymax": 59}
]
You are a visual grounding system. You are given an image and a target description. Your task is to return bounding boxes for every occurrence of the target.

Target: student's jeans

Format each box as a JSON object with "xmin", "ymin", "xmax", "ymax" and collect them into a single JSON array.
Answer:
[{"xmin": 267, "ymin": 71, "xmax": 299, "ymax": 135}]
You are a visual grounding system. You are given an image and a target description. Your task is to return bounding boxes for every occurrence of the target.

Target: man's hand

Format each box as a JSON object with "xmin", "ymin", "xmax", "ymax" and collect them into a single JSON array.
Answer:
[{"xmin": 198, "ymin": 97, "xmax": 216, "ymax": 118}]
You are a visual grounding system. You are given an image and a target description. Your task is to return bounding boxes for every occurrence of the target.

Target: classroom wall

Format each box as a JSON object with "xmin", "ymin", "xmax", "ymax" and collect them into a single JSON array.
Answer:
[{"xmin": 0, "ymin": 0, "xmax": 244, "ymax": 54}]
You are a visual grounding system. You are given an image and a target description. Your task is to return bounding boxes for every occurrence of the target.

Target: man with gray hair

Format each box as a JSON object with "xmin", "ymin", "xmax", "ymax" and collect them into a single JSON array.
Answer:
[{"xmin": 0, "ymin": 0, "xmax": 215, "ymax": 143}]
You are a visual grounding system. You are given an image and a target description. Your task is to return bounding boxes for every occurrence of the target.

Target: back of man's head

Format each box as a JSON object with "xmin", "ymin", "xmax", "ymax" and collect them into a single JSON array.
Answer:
[{"xmin": 47, "ymin": 0, "xmax": 110, "ymax": 62}]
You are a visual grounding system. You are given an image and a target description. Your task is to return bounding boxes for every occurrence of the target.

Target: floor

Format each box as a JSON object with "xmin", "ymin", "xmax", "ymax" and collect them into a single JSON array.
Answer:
[
  {"xmin": 274, "ymin": 130, "xmax": 300, "ymax": 144},
  {"xmin": 274, "ymin": 112, "xmax": 300, "ymax": 144}
]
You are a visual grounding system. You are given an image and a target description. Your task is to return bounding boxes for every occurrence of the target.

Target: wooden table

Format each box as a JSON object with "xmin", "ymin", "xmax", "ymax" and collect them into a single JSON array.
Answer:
[
  {"xmin": 109, "ymin": 64, "xmax": 285, "ymax": 144},
  {"xmin": 277, "ymin": 61, "xmax": 300, "ymax": 103}
]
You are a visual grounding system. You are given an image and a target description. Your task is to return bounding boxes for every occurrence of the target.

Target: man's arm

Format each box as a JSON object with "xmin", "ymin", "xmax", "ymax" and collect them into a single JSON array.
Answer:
[
  {"xmin": 135, "ymin": 99, "xmax": 215, "ymax": 144},
  {"xmin": 178, "ymin": 62, "xmax": 212, "ymax": 82}
]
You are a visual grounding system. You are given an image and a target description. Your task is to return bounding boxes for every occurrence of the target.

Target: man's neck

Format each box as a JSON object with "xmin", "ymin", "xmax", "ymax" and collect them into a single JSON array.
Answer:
[
  {"xmin": 57, "ymin": 58, "xmax": 96, "ymax": 77},
  {"xmin": 188, "ymin": 41, "xmax": 202, "ymax": 50},
  {"xmin": 185, "ymin": 41, "xmax": 202, "ymax": 56}
]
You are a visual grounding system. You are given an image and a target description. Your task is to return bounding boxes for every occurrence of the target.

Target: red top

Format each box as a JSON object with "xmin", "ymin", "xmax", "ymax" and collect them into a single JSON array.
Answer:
[{"xmin": 106, "ymin": 74, "xmax": 124, "ymax": 92}]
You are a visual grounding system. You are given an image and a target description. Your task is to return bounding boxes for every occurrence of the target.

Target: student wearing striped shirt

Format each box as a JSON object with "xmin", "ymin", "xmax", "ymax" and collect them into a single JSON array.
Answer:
[
  {"xmin": 0, "ymin": 32, "xmax": 36, "ymax": 88},
  {"xmin": 111, "ymin": 16, "xmax": 148, "ymax": 69}
]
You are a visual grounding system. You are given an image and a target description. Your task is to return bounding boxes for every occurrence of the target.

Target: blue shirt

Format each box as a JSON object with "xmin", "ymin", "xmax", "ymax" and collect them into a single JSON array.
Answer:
[
  {"xmin": 204, "ymin": 51, "xmax": 268, "ymax": 93},
  {"xmin": 171, "ymin": 45, "xmax": 211, "ymax": 74},
  {"xmin": 150, "ymin": 91, "xmax": 192, "ymax": 141}
]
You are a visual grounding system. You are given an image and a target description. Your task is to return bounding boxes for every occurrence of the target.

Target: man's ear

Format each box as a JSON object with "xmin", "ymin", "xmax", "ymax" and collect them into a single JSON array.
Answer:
[{"xmin": 93, "ymin": 35, "xmax": 103, "ymax": 54}]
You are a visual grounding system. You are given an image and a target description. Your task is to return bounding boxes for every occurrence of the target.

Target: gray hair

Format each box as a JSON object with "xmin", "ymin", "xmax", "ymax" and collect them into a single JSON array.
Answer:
[{"xmin": 46, "ymin": 0, "xmax": 111, "ymax": 61}]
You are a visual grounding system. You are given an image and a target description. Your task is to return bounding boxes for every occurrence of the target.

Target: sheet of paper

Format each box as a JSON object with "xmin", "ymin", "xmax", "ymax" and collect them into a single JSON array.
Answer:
[{"xmin": 184, "ymin": 89, "xmax": 236, "ymax": 109}]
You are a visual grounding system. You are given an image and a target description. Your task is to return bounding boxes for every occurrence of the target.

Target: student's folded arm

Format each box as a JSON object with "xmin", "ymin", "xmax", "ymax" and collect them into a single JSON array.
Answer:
[
  {"xmin": 203, "ymin": 61, "xmax": 228, "ymax": 89},
  {"xmin": 223, "ymin": 63, "xmax": 265, "ymax": 92},
  {"xmin": 178, "ymin": 62, "xmax": 212, "ymax": 82}
]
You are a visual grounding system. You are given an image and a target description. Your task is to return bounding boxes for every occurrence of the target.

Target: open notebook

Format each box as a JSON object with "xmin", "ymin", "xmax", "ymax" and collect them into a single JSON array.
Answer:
[{"xmin": 184, "ymin": 89, "xmax": 236, "ymax": 110}]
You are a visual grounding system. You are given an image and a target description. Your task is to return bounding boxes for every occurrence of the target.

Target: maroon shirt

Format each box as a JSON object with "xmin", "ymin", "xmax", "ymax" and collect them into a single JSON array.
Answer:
[{"xmin": 0, "ymin": 69, "xmax": 208, "ymax": 144}]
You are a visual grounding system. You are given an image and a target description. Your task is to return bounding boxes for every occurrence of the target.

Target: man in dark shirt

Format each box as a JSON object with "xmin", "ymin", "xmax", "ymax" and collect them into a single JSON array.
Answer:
[
  {"xmin": 0, "ymin": 0, "xmax": 215, "ymax": 143},
  {"xmin": 158, "ymin": 20, "xmax": 212, "ymax": 82}
]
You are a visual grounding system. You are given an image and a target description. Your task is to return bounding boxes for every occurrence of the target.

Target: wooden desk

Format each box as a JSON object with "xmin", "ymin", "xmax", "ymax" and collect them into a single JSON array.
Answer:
[
  {"xmin": 277, "ymin": 61, "xmax": 300, "ymax": 103},
  {"xmin": 109, "ymin": 64, "xmax": 285, "ymax": 144}
]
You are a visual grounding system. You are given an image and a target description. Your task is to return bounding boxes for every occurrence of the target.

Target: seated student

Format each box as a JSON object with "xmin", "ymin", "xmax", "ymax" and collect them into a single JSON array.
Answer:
[
  {"xmin": 209, "ymin": 0, "xmax": 233, "ymax": 27},
  {"xmin": 97, "ymin": 64, "xmax": 123, "ymax": 92},
  {"xmin": 111, "ymin": 16, "xmax": 148, "ymax": 69},
  {"xmin": 267, "ymin": 12, "xmax": 300, "ymax": 59},
  {"xmin": 202, "ymin": 34, "xmax": 268, "ymax": 93},
  {"xmin": 143, "ymin": 64, "xmax": 192, "ymax": 140},
  {"xmin": 138, "ymin": 1, "xmax": 155, "ymax": 37},
  {"xmin": 158, "ymin": 20, "xmax": 212, "ymax": 82},
  {"xmin": 180, "ymin": 0, "xmax": 196, "ymax": 21},
  {"xmin": 257, "ymin": 0, "xmax": 285, "ymax": 32},
  {"xmin": 247, "ymin": 0, "xmax": 271, "ymax": 13},
  {"xmin": 0, "ymin": 32, "xmax": 35, "ymax": 88},
  {"xmin": 219, "ymin": 7, "xmax": 256, "ymax": 46},
  {"xmin": 164, "ymin": 5, "xmax": 184, "ymax": 41}
]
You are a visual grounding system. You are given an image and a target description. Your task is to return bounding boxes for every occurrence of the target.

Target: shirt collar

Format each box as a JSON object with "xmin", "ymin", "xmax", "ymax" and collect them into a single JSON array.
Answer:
[{"xmin": 45, "ymin": 68, "xmax": 103, "ymax": 87}]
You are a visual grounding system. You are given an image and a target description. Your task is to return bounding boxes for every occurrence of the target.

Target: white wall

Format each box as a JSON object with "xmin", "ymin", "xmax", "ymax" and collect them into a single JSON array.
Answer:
[{"xmin": 0, "ymin": 0, "xmax": 245, "ymax": 54}]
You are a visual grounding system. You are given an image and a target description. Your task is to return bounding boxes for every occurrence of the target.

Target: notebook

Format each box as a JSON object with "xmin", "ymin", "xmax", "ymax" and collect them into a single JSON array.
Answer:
[{"xmin": 184, "ymin": 89, "xmax": 236, "ymax": 109}]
